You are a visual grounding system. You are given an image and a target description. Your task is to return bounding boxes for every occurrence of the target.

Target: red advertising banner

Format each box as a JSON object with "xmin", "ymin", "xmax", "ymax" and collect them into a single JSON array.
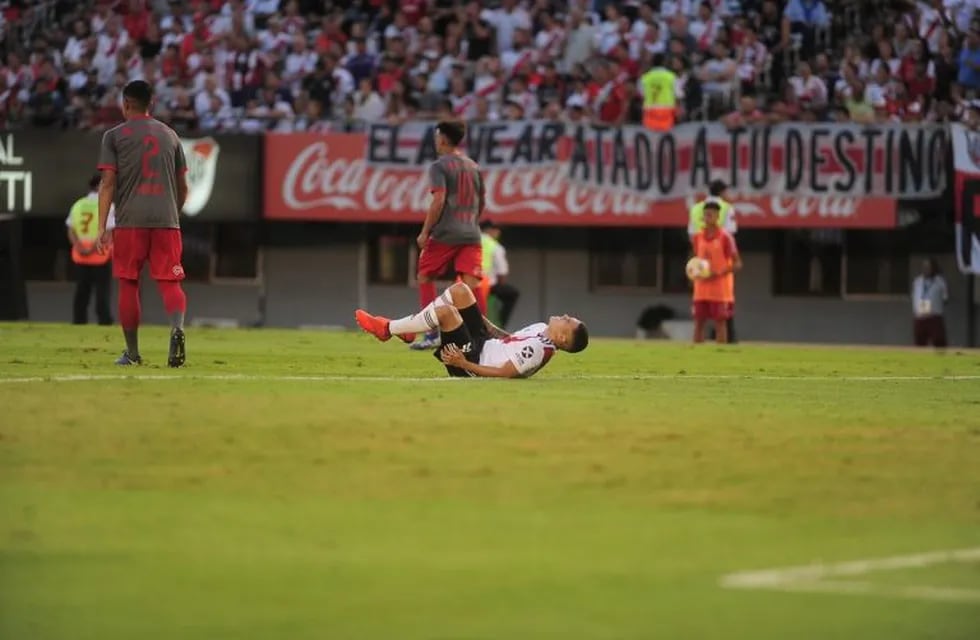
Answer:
[{"xmin": 264, "ymin": 122, "xmax": 946, "ymax": 228}]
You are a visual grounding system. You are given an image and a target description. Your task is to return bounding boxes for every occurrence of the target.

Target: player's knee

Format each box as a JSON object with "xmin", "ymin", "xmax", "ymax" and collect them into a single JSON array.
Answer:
[
  {"xmin": 435, "ymin": 304, "xmax": 461, "ymax": 329},
  {"xmin": 450, "ymin": 279, "xmax": 479, "ymax": 308},
  {"xmin": 449, "ymin": 281, "xmax": 476, "ymax": 305}
]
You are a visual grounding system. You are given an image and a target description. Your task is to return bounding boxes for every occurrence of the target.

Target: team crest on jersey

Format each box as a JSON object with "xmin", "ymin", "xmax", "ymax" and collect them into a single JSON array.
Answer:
[
  {"xmin": 520, "ymin": 346, "xmax": 535, "ymax": 360},
  {"xmin": 460, "ymin": 342, "xmax": 472, "ymax": 353},
  {"xmin": 180, "ymin": 137, "xmax": 220, "ymax": 217}
]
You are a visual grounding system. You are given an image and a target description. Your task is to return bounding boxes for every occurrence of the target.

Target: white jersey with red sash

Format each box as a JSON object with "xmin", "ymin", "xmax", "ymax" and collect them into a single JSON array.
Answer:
[{"xmin": 479, "ymin": 323, "xmax": 557, "ymax": 378}]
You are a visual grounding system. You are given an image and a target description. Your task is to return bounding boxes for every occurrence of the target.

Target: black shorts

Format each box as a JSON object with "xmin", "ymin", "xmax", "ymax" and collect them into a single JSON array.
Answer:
[{"xmin": 433, "ymin": 304, "xmax": 489, "ymax": 377}]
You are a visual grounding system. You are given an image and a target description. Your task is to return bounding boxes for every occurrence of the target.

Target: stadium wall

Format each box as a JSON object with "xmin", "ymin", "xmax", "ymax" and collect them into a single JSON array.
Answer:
[{"xmin": 23, "ymin": 243, "xmax": 978, "ymax": 346}]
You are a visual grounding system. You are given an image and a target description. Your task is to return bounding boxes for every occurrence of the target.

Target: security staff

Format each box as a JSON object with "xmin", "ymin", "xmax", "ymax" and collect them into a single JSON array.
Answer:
[
  {"xmin": 66, "ymin": 175, "xmax": 115, "ymax": 325},
  {"xmin": 639, "ymin": 53, "xmax": 677, "ymax": 131}
]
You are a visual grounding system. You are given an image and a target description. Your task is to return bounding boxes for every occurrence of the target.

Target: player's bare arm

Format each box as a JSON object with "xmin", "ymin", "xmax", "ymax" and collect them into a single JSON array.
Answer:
[
  {"xmin": 418, "ymin": 190, "xmax": 446, "ymax": 249},
  {"xmin": 477, "ymin": 172, "xmax": 486, "ymax": 219},
  {"xmin": 483, "ymin": 316, "xmax": 510, "ymax": 339},
  {"xmin": 440, "ymin": 345, "xmax": 520, "ymax": 378},
  {"xmin": 96, "ymin": 169, "xmax": 116, "ymax": 252},
  {"xmin": 177, "ymin": 168, "xmax": 189, "ymax": 211}
]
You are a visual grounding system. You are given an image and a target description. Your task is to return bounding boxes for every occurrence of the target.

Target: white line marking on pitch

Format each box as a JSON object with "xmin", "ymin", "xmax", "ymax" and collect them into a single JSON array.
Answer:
[
  {"xmin": 720, "ymin": 547, "xmax": 980, "ymax": 604},
  {"xmin": 1, "ymin": 373, "xmax": 979, "ymax": 385}
]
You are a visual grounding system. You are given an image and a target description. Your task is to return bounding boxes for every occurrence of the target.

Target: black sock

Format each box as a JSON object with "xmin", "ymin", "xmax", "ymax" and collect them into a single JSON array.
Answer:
[
  {"xmin": 459, "ymin": 304, "xmax": 482, "ymax": 331},
  {"xmin": 123, "ymin": 328, "xmax": 140, "ymax": 358}
]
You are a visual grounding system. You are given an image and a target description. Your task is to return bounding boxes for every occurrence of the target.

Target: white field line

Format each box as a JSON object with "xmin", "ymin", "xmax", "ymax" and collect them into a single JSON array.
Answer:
[
  {"xmin": 1, "ymin": 373, "xmax": 980, "ymax": 385},
  {"xmin": 720, "ymin": 547, "xmax": 980, "ymax": 604}
]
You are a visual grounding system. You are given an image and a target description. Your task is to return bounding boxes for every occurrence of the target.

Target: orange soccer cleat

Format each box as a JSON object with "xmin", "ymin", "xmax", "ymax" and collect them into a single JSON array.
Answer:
[{"xmin": 355, "ymin": 310, "xmax": 414, "ymax": 344}]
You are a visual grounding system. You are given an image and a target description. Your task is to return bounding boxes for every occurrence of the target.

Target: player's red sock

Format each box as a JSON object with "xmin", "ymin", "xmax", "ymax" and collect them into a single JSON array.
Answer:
[
  {"xmin": 118, "ymin": 278, "xmax": 141, "ymax": 329},
  {"xmin": 158, "ymin": 281, "xmax": 187, "ymax": 315},
  {"xmin": 418, "ymin": 281, "xmax": 436, "ymax": 308},
  {"xmin": 158, "ymin": 281, "xmax": 187, "ymax": 330}
]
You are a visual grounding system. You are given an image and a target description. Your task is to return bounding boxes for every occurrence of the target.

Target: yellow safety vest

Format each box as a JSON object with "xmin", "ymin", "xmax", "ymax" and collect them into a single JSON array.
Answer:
[
  {"xmin": 640, "ymin": 67, "xmax": 677, "ymax": 109},
  {"xmin": 481, "ymin": 233, "xmax": 499, "ymax": 276},
  {"xmin": 689, "ymin": 198, "xmax": 734, "ymax": 233},
  {"xmin": 69, "ymin": 194, "xmax": 111, "ymax": 265}
]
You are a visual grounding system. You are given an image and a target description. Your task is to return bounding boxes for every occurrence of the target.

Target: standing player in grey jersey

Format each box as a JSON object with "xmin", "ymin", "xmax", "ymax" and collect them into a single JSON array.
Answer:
[
  {"xmin": 409, "ymin": 120, "xmax": 487, "ymax": 351},
  {"xmin": 95, "ymin": 80, "xmax": 189, "ymax": 367}
]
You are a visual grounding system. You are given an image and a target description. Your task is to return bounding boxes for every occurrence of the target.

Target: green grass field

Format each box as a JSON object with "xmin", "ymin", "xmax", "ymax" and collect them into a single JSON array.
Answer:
[{"xmin": 1, "ymin": 323, "xmax": 979, "ymax": 640}]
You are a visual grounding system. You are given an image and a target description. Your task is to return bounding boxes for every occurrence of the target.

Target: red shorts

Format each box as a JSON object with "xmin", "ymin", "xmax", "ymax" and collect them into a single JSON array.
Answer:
[
  {"xmin": 112, "ymin": 228, "xmax": 185, "ymax": 281},
  {"xmin": 417, "ymin": 239, "xmax": 482, "ymax": 279},
  {"xmin": 693, "ymin": 301, "xmax": 734, "ymax": 321}
]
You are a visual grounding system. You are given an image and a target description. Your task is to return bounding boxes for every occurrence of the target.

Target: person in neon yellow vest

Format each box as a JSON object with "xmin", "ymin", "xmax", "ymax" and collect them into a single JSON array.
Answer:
[
  {"xmin": 688, "ymin": 180, "xmax": 738, "ymax": 342},
  {"xmin": 688, "ymin": 179, "xmax": 737, "ymax": 239},
  {"xmin": 480, "ymin": 220, "xmax": 520, "ymax": 328},
  {"xmin": 65, "ymin": 175, "xmax": 116, "ymax": 325},
  {"xmin": 639, "ymin": 53, "xmax": 677, "ymax": 131}
]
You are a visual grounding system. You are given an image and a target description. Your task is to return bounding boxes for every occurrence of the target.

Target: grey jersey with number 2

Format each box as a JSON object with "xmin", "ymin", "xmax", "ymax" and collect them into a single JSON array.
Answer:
[
  {"xmin": 98, "ymin": 117, "xmax": 187, "ymax": 229},
  {"xmin": 428, "ymin": 153, "xmax": 484, "ymax": 245}
]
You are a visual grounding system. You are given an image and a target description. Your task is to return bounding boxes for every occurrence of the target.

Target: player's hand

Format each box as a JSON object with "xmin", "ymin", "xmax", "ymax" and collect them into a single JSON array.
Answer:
[
  {"xmin": 416, "ymin": 231, "xmax": 429, "ymax": 250},
  {"xmin": 440, "ymin": 344, "xmax": 467, "ymax": 367},
  {"xmin": 95, "ymin": 228, "xmax": 111, "ymax": 254}
]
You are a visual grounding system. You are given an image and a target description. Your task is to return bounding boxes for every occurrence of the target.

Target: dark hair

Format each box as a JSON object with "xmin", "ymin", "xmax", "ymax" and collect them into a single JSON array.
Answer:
[
  {"xmin": 652, "ymin": 52, "xmax": 665, "ymax": 67},
  {"xmin": 480, "ymin": 219, "xmax": 497, "ymax": 230},
  {"xmin": 704, "ymin": 201, "xmax": 721, "ymax": 211},
  {"xmin": 568, "ymin": 322, "xmax": 589, "ymax": 354},
  {"xmin": 88, "ymin": 174, "xmax": 101, "ymax": 190},
  {"xmin": 122, "ymin": 80, "xmax": 153, "ymax": 111},
  {"xmin": 709, "ymin": 179, "xmax": 728, "ymax": 196},
  {"xmin": 436, "ymin": 120, "xmax": 466, "ymax": 146}
]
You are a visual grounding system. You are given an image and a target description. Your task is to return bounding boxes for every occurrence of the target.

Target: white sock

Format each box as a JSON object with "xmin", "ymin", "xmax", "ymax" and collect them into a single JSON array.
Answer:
[{"xmin": 389, "ymin": 289, "xmax": 453, "ymax": 335}]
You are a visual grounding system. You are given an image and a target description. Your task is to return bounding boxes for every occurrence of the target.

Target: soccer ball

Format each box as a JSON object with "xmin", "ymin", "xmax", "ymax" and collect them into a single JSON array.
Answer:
[{"xmin": 686, "ymin": 257, "xmax": 711, "ymax": 280}]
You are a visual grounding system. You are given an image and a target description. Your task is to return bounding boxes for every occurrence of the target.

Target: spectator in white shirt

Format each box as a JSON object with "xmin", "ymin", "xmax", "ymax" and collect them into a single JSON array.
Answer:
[
  {"xmin": 352, "ymin": 77, "xmax": 386, "ymax": 121},
  {"xmin": 562, "ymin": 9, "xmax": 597, "ymax": 73},
  {"xmin": 870, "ymin": 39, "xmax": 902, "ymax": 78},
  {"xmin": 789, "ymin": 61, "xmax": 828, "ymax": 110},
  {"xmin": 483, "ymin": 0, "xmax": 531, "ymax": 55},
  {"xmin": 284, "ymin": 34, "xmax": 317, "ymax": 93},
  {"xmin": 689, "ymin": 2, "xmax": 723, "ymax": 53},
  {"xmin": 194, "ymin": 74, "xmax": 231, "ymax": 118},
  {"xmin": 699, "ymin": 41, "xmax": 737, "ymax": 98},
  {"xmin": 64, "ymin": 20, "xmax": 91, "ymax": 68}
]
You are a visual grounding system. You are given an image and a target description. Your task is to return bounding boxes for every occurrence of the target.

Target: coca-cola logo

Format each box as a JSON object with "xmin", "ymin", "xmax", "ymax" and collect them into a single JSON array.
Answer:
[
  {"xmin": 282, "ymin": 142, "xmax": 364, "ymax": 210},
  {"xmin": 274, "ymin": 138, "xmax": 870, "ymax": 224}
]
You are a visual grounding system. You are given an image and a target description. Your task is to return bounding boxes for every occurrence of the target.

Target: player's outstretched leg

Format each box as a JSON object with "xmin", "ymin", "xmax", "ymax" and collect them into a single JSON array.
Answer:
[
  {"xmin": 158, "ymin": 280, "xmax": 187, "ymax": 367},
  {"xmin": 356, "ymin": 285, "xmax": 469, "ymax": 343},
  {"xmin": 116, "ymin": 277, "xmax": 142, "ymax": 365}
]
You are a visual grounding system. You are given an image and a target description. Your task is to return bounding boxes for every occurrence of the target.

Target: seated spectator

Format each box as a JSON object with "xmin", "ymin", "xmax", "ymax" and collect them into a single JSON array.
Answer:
[
  {"xmin": 958, "ymin": 29, "xmax": 980, "ymax": 95},
  {"xmin": 506, "ymin": 74, "xmax": 539, "ymax": 119},
  {"xmin": 345, "ymin": 37, "xmax": 376, "ymax": 85},
  {"xmin": 788, "ymin": 61, "xmax": 827, "ymax": 112},
  {"xmin": 845, "ymin": 79, "xmax": 875, "ymax": 123},
  {"xmin": 352, "ymin": 76, "xmax": 385, "ymax": 122},
  {"xmin": 722, "ymin": 94, "xmax": 767, "ymax": 128},
  {"xmin": 893, "ymin": 22, "xmax": 914, "ymax": 59},
  {"xmin": 735, "ymin": 25, "xmax": 768, "ymax": 93},
  {"xmin": 690, "ymin": 2, "xmax": 724, "ymax": 54},
  {"xmin": 698, "ymin": 41, "xmax": 737, "ymax": 113},
  {"xmin": 243, "ymin": 86, "xmax": 294, "ymax": 131},
  {"xmin": 870, "ymin": 39, "xmax": 901, "ymax": 78},
  {"xmin": 163, "ymin": 88, "xmax": 199, "ymax": 131},
  {"xmin": 783, "ymin": 0, "xmax": 830, "ymax": 59}
]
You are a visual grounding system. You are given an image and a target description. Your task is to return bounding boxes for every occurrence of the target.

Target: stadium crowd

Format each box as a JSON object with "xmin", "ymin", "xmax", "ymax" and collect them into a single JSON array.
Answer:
[{"xmin": 1, "ymin": 0, "xmax": 979, "ymax": 132}]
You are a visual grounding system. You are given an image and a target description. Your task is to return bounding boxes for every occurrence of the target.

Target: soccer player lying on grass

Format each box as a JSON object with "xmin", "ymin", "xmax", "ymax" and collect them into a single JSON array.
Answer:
[{"xmin": 355, "ymin": 282, "xmax": 588, "ymax": 378}]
